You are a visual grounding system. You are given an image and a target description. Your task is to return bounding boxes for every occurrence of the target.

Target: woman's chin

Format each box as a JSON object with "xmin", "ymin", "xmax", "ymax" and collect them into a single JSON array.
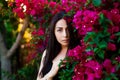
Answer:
[{"xmin": 61, "ymin": 43, "xmax": 69, "ymax": 47}]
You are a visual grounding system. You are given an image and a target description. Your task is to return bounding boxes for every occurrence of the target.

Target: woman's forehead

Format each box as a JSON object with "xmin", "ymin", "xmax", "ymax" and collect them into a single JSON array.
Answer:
[{"xmin": 55, "ymin": 19, "xmax": 67, "ymax": 28}]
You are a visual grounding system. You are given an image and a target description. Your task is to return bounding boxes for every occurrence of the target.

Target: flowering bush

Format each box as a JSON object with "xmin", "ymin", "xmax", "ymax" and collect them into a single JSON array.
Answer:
[{"xmin": 12, "ymin": 0, "xmax": 120, "ymax": 80}]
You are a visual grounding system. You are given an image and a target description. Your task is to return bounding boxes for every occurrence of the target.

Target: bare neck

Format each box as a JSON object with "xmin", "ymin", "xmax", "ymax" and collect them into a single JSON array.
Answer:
[
  {"xmin": 60, "ymin": 46, "xmax": 68, "ymax": 55},
  {"xmin": 61, "ymin": 45, "xmax": 68, "ymax": 50}
]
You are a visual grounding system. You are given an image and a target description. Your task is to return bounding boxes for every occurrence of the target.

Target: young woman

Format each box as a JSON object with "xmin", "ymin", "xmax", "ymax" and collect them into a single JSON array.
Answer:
[{"xmin": 36, "ymin": 11, "xmax": 79, "ymax": 80}]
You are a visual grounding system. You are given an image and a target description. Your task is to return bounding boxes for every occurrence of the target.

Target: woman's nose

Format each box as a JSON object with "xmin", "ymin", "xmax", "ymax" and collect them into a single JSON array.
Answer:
[{"xmin": 63, "ymin": 30, "xmax": 69, "ymax": 37}]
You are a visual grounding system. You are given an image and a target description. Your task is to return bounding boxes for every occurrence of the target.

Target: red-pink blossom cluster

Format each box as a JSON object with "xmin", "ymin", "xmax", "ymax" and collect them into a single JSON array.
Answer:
[
  {"xmin": 103, "ymin": 59, "xmax": 116, "ymax": 74},
  {"xmin": 13, "ymin": 0, "xmax": 48, "ymax": 18},
  {"xmin": 26, "ymin": 52, "xmax": 37, "ymax": 63},
  {"xmin": 32, "ymin": 27, "xmax": 45, "ymax": 36},
  {"xmin": 73, "ymin": 10, "xmax": 99, "ymax": 35},
  {"xmin": 68, "ymin": 45, "xmax": 86, "ymax": 61},
  {"xmin": 61, "ymin": 0, "xmax": 86, "ymax": 12},
  {"xmin": 107, "ymin": 42, "xmax": 116, "ymax": 51},
  {"xmin": 115, "ymin": 56, "xmax": 120, "ymax": 62},
  {"xmin": 72, "ymin": 60, "xmax": 102, "ymax": 80},
  {"xmin": 13, "ymin": 0, "xmax": 88, "ymax": 18}
]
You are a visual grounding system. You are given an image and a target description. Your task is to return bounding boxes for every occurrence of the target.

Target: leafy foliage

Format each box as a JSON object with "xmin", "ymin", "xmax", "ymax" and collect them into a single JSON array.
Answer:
[{"xmin": 58, "ymin": 57, "xmax": 78, "ymax": 80}]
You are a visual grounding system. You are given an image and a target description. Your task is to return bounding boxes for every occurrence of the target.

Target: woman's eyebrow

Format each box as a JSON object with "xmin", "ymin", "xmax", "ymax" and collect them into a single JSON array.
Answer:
[{"xmin": 56, "ymin": 27, "xmax": 63, "ymax": 28}]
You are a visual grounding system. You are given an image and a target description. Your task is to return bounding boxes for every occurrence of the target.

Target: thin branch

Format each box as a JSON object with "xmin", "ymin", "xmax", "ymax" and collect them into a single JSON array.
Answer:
[{"xmin": 6, "ymin": 16, "xmax": 29, "ymax": 58}]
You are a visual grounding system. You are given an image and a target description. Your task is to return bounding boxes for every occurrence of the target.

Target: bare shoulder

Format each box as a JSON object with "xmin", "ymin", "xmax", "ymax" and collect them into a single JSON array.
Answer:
[{"xmin": 42, "ymin": 49, "xmax": 47, "ymax": 58}]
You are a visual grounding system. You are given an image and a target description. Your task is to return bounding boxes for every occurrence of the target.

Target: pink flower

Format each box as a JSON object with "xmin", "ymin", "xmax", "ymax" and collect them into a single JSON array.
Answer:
[
  {"xmin": 107, "ymin": 42, "xmax": 116, "ymax": 51},
  {"xmin": 108, "ymin": 26, "xmax": 119, "ymax": 34},
  {"xmin": 61, "ymin": 0, "xmax": 68, "ymax": 5},
  {"xmin": 110, "ymin": 8, "xmax": 120, "ymax": 24},
  {"xmin": 30, "ymin": 9, "xmax": 36, "ymax": 16},
  {"xmin": 110, "ymin": 34, "xmax": 116, "ymax": 40},
  {"xmin": 26, "ymin": 52, "xmax": 37, "ymax": 63},
  {"xmin": 32, "ymin": 27, "xmax": 44, "ymax": 36},
  {"xmin": 68, "ymin": 45, "xmax": 85, "ymax": 60},
  {"xmin": 83, "ymin": 10, "xmax": 98, "ymax": 25},
  {"xmin": 85, "ymin": 60, "xmax": 102, "ymax": 78},
  {"xmin": 32, "ymin": 30, "xmax": 37, "ymax": 35},
  {"xmin": 86, "ymin": 51, "xmax": 94, "ymax": 56},
  {"xmin": 110, "ymin": 8, "xmax": 119, "ymax": 15},
  {"xmin": 49, "ymin": 1, "xmax": 56, "ymax": 8},
  {"xmin": 73, "ymin": 64, "xmax": 85, "ymax": 80},
  {"xmin": 115, "ymin": 56, "xmax": 120, "ymax": 62},
  {"xmin": 73, "ymin": 10, "xmax": 98, "ymax": 35},
  {"xmin": 87, "ymin": 73, "xmax": 94, "ymax": 80},
  {"xmin": 103, "ymin": 59, "xmax": 116, "ymax": 73},
  {"xmin": 73, "ymin": 60, "xmax": 102, "ymax": 80},
  {"xmin": 13, "ymin": 8, "xmax": 25, "ymax": 19},
  {"xmin": 37, "ymin": 27, "xmax": 45, "ymax": 36},
  {"xmin": 36, "ymin": 39, "xmax": 44, "ymax": 49}
]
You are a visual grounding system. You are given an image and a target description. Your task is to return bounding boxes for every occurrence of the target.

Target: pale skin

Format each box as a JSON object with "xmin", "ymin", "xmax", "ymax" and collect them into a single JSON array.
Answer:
[{"xmin": 36, "ymin": 19, "xmax": 69, "ymax": 80}]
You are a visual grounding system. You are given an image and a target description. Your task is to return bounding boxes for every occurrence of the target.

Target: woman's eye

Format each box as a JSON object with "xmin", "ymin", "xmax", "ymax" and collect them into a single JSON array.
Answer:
[{"xmin": 57, "ymin": 29, "xmax": 62, "ymax": 32}]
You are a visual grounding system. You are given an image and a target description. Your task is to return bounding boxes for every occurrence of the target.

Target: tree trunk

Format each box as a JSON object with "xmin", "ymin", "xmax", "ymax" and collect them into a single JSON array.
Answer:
[
  {"xmin": 0, "ymin": 32, "xmax": 10, "ymax": 80},
  {"xmin": 1, "ymin": 55, "xmax": 11, "ymax": 80},
  {"xmin": 0, "ymin": 16, "xmax": 29, "ymax": 80}
]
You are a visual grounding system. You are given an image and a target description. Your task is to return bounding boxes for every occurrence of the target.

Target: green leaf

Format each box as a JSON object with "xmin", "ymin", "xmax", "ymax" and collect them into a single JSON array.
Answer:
[
  {"xmin": 94, "ymin": 48, "xmax": 99, "ymax": 53},
  {"xmin": 66, "ymin": 9, "xmax": 75, "ymax": 16},
  {"xmin": 118, "ymin": 49, "xmax": 120, "ymax": 54},
  {"xmin": 104, "ymin": 77, "xmax": 111, "ymax": 80},
  {"xmin": 84, "ymin": 34, "xmax": 90, "ymax": 42},
  {"xmin": 84, "ymin": 32, "xmax": 96, "ymax": 42},
  {"xmin": 73, "ymin": 28, "xmax": 76, "ymax": 32},
  {"xmin": 89, "ymin": 41, "xmax": 95, "ymax": 45},
  {"xmin": 85, "ymin": 0, "xmax": 91, "ymax": 6},
  {"xmin": 87, "ymin": 56, "xmax": 93, "ymax": 60},
  {"xmin": 97, "ymin": 50, "xmax": 104, "ymax": 59},
  {"xmin": 92, "ymin": 0, "xmax": 101, "ymax": 7},
  {"xmin": 86, "ymin": 46, "xmax": 93, "ymax": 51},
  {"xmin": 115, "ymin": 32, "xmax": 120, "ymax": 36},
  {"xmin": 98, "ymin": 40, "xmax": 107, "ymax": 49},
  {"xmin": 4, "ymin": 20, "xmax": 12, "ymax": 32},
  {"xmin": 117, "ymin": 37, "xmax": 120, "ymax": 43},
  {"xmin": 116, "ymin": 63, "xmax": 120, "ymax": 71},
  {"xmin": 99, "ymin": 13, "xmax": 108, "ymax": 26},
  {"xmin": 114, "ymin": 31, "xmax": 120, "ymax": 43},
  {"xmin": 110, "ymin": 73, "xmax": 119, "ymax": 80}
]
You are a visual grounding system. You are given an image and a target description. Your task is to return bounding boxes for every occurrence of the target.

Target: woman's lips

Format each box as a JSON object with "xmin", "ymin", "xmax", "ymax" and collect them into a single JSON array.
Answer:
[{"xmin": 62, "ymin": 39, "xmax": 69, "ymax": 42}]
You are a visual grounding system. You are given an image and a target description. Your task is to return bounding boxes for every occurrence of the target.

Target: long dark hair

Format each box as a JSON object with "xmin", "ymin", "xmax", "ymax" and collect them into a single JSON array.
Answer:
[{"xmin": 41, "ymin": 10, "xmax": 79, "ymax": 76}]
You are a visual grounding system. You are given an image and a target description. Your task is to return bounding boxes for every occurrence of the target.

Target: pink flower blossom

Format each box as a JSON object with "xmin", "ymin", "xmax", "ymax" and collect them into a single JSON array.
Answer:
[
  {"xmin": 73, "ymin": 10, "xmax": 99, "ymax": 35},
  {"xmin": 61, "ymin": 0, "xmax": 68, "ymax": 5},
  {"xmin": 110, "ymin": 34, "xmax": 116, "ymax": 40},
  {"xmin": 30, "ymin": 9, "xmax": 36, "ymax": 16},
  {"xmin": 115, "ymin": 56, "xmax": 120, "ymax": 62},
  {"xmin": 32, "ymin": 30, "xmax": 37, "ymax": 35},
  {"xmin": 102, "ymin": 9, "xmax": 120, "ymax": 25},
  {"xmin": 73, "ymin": 60, "xmax": 102, "ymax": 80},
  {"xmin": 32, "ymin": 27, "xmax": 44, "ymax": 36},
  {"xmin": 68, "ymin": 45, "xmax": 85, "ymax": 60},
  {"xmin": 13, "ymin": 8, "xmax": 25, "ymax": 18},
  {"xmin": 73, "ymin": 64, "xmax": 85, "ymax": 80},
  {"xmin": 86, "ymin": 51, "xmax": 94, "ymax": 56},
  {"xmin": 49, "ymin": 1, "xmax": 56, "ymax": 8},
  {"xmin": 86, "ymin": 60, "xmax": 102, "ymax": 78},
  {"xmin": 103, "ymin": 59, "xmax": 116, "ymax": 73},
  {"xmin": 107, "ymin": 42, "xmax": 116, "ymax": 51},
  {"xmin": 108, "ymin": 26, "xmax": 119, "ymax": 34},
  {"xmin": 37, "ymin": 27, "xmax": 45, "ymax": 36}
]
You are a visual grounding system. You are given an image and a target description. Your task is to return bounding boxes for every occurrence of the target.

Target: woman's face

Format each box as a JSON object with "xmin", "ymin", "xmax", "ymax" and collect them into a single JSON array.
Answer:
[{"xmin": 54, "ymin": 19, "xmax": 70, "ymax": 47}]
